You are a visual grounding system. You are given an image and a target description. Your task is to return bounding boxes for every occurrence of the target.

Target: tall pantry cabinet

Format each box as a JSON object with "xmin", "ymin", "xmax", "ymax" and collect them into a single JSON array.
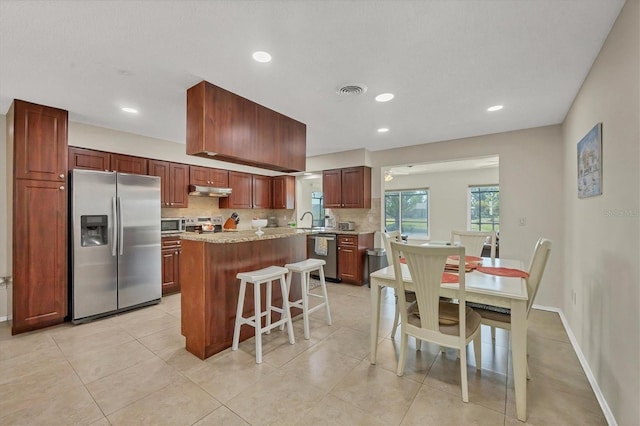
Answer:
[{"xmin": 8, "ymin": 100, "xmax": 69, "ymax": 335}]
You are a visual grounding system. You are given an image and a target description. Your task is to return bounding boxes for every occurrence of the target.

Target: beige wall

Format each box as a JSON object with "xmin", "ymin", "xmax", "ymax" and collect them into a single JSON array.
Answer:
[
  {"xmin": 384, "ymin": 167, "xmax": 500, "ymax": 242},
  {"xmin": 561, "ymin": 0, "xmax": 639, "ymax": 423}
]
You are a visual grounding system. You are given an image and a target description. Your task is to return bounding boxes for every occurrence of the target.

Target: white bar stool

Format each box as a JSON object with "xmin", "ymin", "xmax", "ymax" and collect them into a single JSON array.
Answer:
[
  {"xmin": 283, "ymin": 258, "xmax": 332, "ymax": 339},
  {"xmin": 232, "ymin": 265, "xmax": 295, "ymax": 364}
]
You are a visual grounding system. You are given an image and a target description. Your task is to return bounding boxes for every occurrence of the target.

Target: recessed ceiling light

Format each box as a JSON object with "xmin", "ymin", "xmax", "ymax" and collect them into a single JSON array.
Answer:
[
  {"xmin": 252, "ymin": 51, "xmax": 272, "ymax": 63},
  {"xmin": 378, "ymin": 127, "xmax": 389, "ymax": 133},
  {"xmin": 121, "ymin": 107, "xmax": 138, "ymax": 114},
  {"xmin": 487, "ymin": 105, "xmax": 503, "ymax": 112},
  {"xmin": 375, "ymin": 93, "xmax": 394, "ymax": 102}
]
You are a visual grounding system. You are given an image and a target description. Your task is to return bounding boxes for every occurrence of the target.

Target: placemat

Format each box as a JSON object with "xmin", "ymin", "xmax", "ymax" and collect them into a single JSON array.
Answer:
[{"xmin": 476, "ymin": 266, "xmax": 529, "ymax": 278}]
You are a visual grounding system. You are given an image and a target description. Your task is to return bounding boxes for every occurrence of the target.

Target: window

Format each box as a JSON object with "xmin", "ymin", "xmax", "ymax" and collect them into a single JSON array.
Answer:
[
  {"xmin": 469, "ymin": 185, "xmax": 499, "ymax": 231},
  {"xmin": 385, "ymin": 189, "xmax": 429, "ymax": 239},
  {"xmin": 311, "ymin": 191, "xmax": 325, "ymax": 227}
]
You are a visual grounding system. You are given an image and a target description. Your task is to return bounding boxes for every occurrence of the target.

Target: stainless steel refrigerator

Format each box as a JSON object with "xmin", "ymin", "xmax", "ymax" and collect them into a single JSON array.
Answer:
[{"xmin": 70, "ymin": 169, "xmax": 162, "ymax": 323}]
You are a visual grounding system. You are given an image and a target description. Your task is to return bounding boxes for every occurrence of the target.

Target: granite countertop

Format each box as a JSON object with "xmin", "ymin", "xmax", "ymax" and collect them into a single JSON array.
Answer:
[{"xmin": 180, "ymin": 227, "xmax": 373, "ymax": 243}]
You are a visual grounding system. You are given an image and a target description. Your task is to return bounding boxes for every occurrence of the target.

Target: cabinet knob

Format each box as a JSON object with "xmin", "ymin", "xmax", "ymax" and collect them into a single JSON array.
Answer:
[
  {"xmin": 59, "ymin": 173, "xmax": 65, "ymax": 179},
  {"xmin": 59, "ymin": 186, "xmax": 65, "ymax": 190},
  {"xmin": 170, "ymin": 203, "xmax": 174, "ymax": 206},
  {"xmin": 175, "ymin": 251, "xmax": 179, "ymax": 255}
]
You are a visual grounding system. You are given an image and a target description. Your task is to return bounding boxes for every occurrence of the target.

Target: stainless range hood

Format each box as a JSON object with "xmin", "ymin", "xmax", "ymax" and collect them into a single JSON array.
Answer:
[{"xmin": 188, "ymin": 184, "xmax": 232, "ymax": 197}]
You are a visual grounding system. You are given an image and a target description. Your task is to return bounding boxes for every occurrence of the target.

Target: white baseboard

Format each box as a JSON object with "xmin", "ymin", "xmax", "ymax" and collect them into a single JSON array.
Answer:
[
  {"xmin": 0, "ymin": 316, "xmax": 7, "ymax": 322},
  {"xmin": 532, "ymin": 304, "xmax": 617, "ymax": 426}
]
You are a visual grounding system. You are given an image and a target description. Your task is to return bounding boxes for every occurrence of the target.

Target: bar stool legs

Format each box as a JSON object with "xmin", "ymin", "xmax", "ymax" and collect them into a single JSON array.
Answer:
[
  {"xmin": 232, "ymin": 266, "xmax": 295, "ymax": 364},
  {"xmin": 284, "ymin": 259, "xmax": 332, "ymax": 340}
]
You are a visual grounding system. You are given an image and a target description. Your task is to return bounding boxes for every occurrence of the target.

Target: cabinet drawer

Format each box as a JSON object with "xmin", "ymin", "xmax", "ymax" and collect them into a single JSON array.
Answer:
[
  {"xmin": 162, "ymin": 237, "xmax": 182, "ymax": 249},
  {"xmin": 338, "ymin": 235, "xmax": 357, "ymax": 246}
]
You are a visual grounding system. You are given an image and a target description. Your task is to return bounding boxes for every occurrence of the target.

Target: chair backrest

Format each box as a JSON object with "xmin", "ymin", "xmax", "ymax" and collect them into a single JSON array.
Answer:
[
  {"xmin": 390, "ymin": 241, "xmax": 467, "ymax": 335},
  {"xmin": 525, "ymin": 238, "xmax": 552, "ymax": 315},
  {"xmin": 383, "ymin": 231, "xmax": 401, "ymax": 267},
  {"xmin": 451, "ymin": 230, "xmax": 496, "ymax": 260}
]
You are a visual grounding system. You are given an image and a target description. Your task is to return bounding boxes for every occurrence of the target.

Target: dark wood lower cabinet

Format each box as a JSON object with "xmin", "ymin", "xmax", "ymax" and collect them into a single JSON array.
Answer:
[
  {"xmin": 161, "ymin": 237, "xmax": 181, "ymax": 295},
  {"xmin": 12, "ymin": 180, "xmax": 67, "ymax": 334},
  {"xmin": 337, "ymin": 233, "xmax": 374, "ymax": 285}
]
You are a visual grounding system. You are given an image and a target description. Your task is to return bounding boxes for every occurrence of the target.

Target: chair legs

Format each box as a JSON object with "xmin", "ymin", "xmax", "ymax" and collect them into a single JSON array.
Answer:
[
  {"xmin": 391, "ymin": 293, "xmax": 400, "ymax": 338},
  {"xmin": 396, "ymin": 331, "xmax": 409, "ymax": 376}
]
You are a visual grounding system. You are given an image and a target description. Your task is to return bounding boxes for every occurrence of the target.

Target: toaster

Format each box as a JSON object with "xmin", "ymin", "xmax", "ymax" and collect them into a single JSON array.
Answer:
[{"xmin": 337, "ymin": 221, "xmax": 355, "ymax": 231}]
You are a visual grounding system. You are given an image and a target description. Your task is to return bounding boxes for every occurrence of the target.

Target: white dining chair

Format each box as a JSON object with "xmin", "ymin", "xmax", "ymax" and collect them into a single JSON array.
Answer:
[
  {"xmin": 450, "ymin": 230, "xmax": 497, "ymax": 260},
  {"xmin": 471, "ymin": 238, "xmax": 552, "ymax": 377},
  {"xmin": 390, "ymin": 241, "xmax": 481, "ymax": 402},
  {"xmin": 383, "ymin": 231, "xmax": 404, "ymax": 338}
]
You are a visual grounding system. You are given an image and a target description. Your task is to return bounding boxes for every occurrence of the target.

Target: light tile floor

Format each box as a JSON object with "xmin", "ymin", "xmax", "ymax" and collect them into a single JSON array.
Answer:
[{"xmin": 0, "ymin": 284, "xmax": 606, "ymax": 425}]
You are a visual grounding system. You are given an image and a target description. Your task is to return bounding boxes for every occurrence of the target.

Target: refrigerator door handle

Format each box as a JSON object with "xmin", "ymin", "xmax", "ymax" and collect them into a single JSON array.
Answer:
[
  {"xmin": 118, "ymin": 196, "xmax": 124, "ymax": 256},
  {"xmin": 111, "ymin": 196, "xmax": 118, "ymax": 257}
]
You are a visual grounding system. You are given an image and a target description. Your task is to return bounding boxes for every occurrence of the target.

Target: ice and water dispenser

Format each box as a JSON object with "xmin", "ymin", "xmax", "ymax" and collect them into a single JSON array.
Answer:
[{"xmin": 80, "ymin": 215, "xmax": 108, "ymax": 247}]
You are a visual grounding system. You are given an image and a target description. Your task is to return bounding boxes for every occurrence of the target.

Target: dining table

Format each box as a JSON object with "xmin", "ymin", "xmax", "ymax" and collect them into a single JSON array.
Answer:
[{"xmin": 369, "ymin": 255, "xmax": 530, "ymax": 422}]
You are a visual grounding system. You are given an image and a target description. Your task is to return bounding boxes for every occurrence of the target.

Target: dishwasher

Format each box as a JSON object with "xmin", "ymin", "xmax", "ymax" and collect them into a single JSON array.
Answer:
[{"xmin": 307, "ymin": 233, "xmax": 339, "ymax": 282}]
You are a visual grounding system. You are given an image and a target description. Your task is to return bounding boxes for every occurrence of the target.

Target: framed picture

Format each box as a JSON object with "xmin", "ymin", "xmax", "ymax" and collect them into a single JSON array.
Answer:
[{"xmin": 577, "ymin": 123, "xmax": 603, "ymax": 198}]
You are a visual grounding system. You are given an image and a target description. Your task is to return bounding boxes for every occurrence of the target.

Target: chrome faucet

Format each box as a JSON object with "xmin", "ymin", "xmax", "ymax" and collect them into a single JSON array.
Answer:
[{"xmin": 300, "ymin": 211, "xmax": 314, "ymax": 228}]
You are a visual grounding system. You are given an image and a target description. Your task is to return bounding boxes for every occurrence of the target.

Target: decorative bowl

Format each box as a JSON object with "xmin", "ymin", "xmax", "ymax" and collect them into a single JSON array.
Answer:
[{"xmin": 251, "ymin": 219, "xmax": 268, "ymax": 235}]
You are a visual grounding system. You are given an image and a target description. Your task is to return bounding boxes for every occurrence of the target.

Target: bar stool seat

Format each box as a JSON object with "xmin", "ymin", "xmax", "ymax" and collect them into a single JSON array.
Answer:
[
  {"xmin": 232, "ymin": 265, "xmax": 295, "ymax": 364},
  {"xmin": 284, "ymin": 258, "xmax": 332, "ymax": 340}
]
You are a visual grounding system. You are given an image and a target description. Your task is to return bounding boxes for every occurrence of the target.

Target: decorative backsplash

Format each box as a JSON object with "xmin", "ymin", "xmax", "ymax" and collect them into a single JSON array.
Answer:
[
  {"xmin": 161, "ymin": 195, "xmax": 381, "ymax": 232},
  {"xmin": 326, "ymin": 197, "xmax": 381, "ymax": 233},
  {"xmin": 161, "ymin": 196, "xmax": 295, "ymax": 230}
]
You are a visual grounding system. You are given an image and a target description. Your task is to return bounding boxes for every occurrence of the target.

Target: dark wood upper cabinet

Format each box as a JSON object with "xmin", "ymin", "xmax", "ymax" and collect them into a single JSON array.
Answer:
[
  {"xmin": 189, "ymin": 165, "xmax": 229, "ymax": 187},
  {"xmin": 68, "ymin": 147, "xmax": 147, "ymax": 175},
  {"xmin": 69, "ymin": 147, "xmax": 110, "ymax": 171},
  {"xmin": 252, "ymin": 175, "xmax": 272, "ymax": 209},
  {"xmin": 148, "ymin": 160, "xmax": 189, "ymax": 208},
  {"xmin": 110, "ymin": 153, "xmax": 147, "ymax": 174},
  {"xmin": 220, "ymin": 171, "xmax": 253, "ymax": 209},
  {"xmin": 272, "ymin": 175, "xmax": 295, "ymax": 209},
  {"xmin": 322, "ymin": 166, "xmax": 371, "ymax": 209},
  {"xmin": 13, "ymin": 100, "xmax": 68, "ymax": 182},
  {"xmin": 220, "ymin": 171, "xmax": 271, "ymax": 209},
  {"xmin": 186, "ymin": 81, "xmax": 306, "ymax": 173}
]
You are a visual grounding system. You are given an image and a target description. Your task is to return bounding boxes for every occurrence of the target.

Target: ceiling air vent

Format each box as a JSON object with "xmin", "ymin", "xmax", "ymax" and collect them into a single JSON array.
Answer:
[{"xmin": 336, "ymin": 84, "xmax": 367, "ymax": 95}]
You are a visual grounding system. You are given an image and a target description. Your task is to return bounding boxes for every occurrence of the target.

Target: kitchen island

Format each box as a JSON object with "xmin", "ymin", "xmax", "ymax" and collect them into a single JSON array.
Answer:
[{"xmin": 180, "ymin": 228, "xmax": 309, "ymax": 359}]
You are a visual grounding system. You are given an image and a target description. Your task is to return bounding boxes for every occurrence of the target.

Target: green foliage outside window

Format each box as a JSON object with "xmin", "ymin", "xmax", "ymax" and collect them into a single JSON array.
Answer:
[
  {"xmin": 385, "ymin": 189, "xmax": 429, "ymax": 239},
  {"xmin": 470, "ymin": 186, "xmax": 499, "ymax": 231}
]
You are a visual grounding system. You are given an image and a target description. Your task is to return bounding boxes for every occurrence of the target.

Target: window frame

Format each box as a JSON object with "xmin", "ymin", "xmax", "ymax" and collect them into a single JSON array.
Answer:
[
  {"xmin": 468, "ymin": 184, "xmax": 500, "ymax": 232},
  {"xmin": 384, "ymin": 187, "xmax": 430, "ymax": 240}
]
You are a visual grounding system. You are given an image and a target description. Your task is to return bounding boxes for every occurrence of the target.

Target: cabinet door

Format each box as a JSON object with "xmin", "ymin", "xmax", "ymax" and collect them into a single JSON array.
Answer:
[
  {"xmin": 322, "ymin": 169, "xmax": 343, "ymax": 208},
  {"xmin": 162, "ymin": 249, "xmax": 180, "ymax": 295},
  {"xmin": 12, "ymin": 180, "xmax": 67, "ymax": 334},
  {"xmin": 338, "ymin": 243, "xmax": 358, "ymax": 283},
  {"xmin": 341, "ymin": 166, "xmax": 371, "ymax": 208},
  {"xmin": 272, "ymin": 175, "xmax": 295, "ymax": 209},
  {"xmin": 190, "ymin": 165, "xmax": 229, "ymax": 187},
  {"xmin": 111, "ymin": 153, "xmax": 148, "ymax": 174},
  {"xmin": 220, "ymin": 171, "xmax": 253, "ymax": 209},
  {"xmin": 13, "ymin": 100, "xmax": 68, "ymax": 182},
  {"xmin": 148, "ymin": 160, "xmax": 171, "ymax": 206},
  {"xmin": 69, "ymin": 147, "xmax": 110, "ymax": 172},
  {"xmin": 208, "ymin": 168, "xmax": 229, "ymax": 187},
  {"xmin": 170, "ymin": 163, "xmax": 189, "ymax": 208},
  {"xmin": 252, "ymin": 175, "xmax": 272, "ymax": 209}
]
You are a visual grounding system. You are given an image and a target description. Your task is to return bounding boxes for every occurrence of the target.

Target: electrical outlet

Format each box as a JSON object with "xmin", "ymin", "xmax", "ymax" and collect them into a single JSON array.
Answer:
[
  {"xmin": 572, "ymin": 290, "xmax": 576, "ymax": 305},
  {"xmin": 518, "ymin": 217, "xmax": 527, "ymax": 226}
]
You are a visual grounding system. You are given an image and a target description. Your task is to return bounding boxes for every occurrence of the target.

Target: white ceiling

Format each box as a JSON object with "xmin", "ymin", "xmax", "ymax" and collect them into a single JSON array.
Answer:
[{"xmin": 0, "ymin": 0, "xmax": 624, "ymax": 159}]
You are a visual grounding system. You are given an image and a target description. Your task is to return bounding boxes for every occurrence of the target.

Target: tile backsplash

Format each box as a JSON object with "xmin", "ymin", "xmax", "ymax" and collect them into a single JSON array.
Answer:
[
  {"xmin": 161, "ymin": 196, "xmax": 295, "ymax": 230},
  {"xmin": 326, "ymin": 197, "xmax": 381, "ymax": 233},
  {"xmin": 162, "ymin": 195, "xmax": 381, "ymax": 232}
]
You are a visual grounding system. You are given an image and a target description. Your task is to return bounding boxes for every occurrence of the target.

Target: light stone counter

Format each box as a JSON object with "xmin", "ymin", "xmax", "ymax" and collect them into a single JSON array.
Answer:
[{"xmin": 180, "ymin": 227, "xmax": 371, "ymax": 243}]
